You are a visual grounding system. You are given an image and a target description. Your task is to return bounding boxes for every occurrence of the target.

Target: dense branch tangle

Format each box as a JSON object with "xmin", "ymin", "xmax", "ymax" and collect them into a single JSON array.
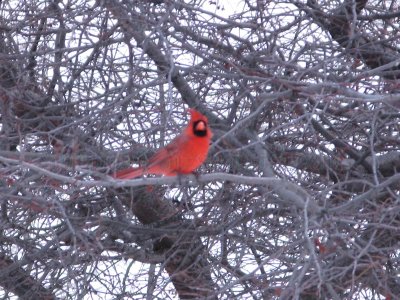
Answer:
[{"xmin": 0, "ymin": 0, "xmax": 399, "ymax": 299}]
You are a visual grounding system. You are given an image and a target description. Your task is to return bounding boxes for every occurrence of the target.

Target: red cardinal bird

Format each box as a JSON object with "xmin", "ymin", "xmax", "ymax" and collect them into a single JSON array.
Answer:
[{"xmin": 113, "ymin": 109, "xmax": 212, "ymax": 179}]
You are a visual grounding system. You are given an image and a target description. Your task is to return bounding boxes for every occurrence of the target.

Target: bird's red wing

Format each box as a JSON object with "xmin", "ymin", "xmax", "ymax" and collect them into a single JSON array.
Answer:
[{"xmin": 145, "ymin": 135, "xmax": 186, "ymax": 175}]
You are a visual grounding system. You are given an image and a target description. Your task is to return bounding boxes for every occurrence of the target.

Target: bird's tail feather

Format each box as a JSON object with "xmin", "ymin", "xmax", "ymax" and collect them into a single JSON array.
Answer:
[{"xmin": 113, "ymin": 167, "xmax": 144, "ymax": 179}]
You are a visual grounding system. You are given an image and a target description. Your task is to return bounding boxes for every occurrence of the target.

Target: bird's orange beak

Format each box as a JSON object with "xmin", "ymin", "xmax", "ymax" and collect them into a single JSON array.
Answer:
[{"xmin": 195, "ymin": 121, "xmax": 206, "ymax": 131}]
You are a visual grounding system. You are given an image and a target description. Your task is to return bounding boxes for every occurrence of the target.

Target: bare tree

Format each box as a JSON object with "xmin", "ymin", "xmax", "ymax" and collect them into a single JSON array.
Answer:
[{"xmin": 0, "ymin": 0, "xmax": 399, "ymax": 299}]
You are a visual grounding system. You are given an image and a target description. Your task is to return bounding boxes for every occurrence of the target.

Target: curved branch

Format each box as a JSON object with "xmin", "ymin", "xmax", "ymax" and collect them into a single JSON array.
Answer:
[
  {"xmin": 298, "ymin": 0, "xmax": 400, "ymax": 79},
  {"xmin": 0, "ymin": 253, "xmax": 55, "ymax": 300}
]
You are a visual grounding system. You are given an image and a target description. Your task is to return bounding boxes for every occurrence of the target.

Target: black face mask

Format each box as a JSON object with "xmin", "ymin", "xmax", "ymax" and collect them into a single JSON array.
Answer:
[{"xmin": 193, "ymin": 120, "xmax": 208, "ymax": 137}]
